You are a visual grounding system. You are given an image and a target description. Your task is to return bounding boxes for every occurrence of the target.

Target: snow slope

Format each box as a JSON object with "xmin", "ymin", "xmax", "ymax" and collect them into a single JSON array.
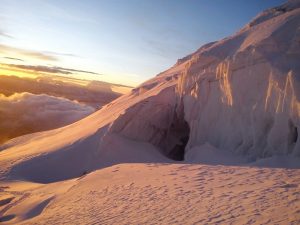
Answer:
[{"xmin": 1, "ymin": 164, "xmax": 300, "ymax": 224}]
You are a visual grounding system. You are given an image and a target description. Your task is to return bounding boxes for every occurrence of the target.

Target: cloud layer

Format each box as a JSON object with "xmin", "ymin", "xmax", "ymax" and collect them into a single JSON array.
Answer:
[
  {"xmin": 0, "ymin": 75, "xmax": 122, "ymax": 109},
  {"xmin": 0, "ymin": 44, "xmax": 58, "ymax": 61},
  {"xmin": 0, "ymin": 92, "xmax": 95, "ymax": 144},
  {"xmin": 0, "ymin": 63, "xmax": 101, "ymax": 76}
]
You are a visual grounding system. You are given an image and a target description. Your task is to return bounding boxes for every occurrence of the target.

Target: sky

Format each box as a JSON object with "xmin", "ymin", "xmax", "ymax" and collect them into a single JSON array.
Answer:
[{"xmin": 0, "ymin": 0, "xmax": 286, "ymax": 86}]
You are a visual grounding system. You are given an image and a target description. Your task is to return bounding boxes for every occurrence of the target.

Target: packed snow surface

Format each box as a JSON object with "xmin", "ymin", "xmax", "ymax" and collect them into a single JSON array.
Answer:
[{"xmin": 1, "ymin": 164, "xmax": 300, "ymax": 224}]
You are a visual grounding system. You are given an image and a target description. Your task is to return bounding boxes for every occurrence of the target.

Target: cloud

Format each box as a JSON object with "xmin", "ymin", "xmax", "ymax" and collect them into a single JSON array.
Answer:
[
  {"xmin": 4, "ymin": 64, "xmax": 72, "ymax": 75},
  {"xmin": 0, "ymin": 63, "xmax": 102, "ymax": 76},
  {"xmin": 43, "ymin": 51, "xmax": 80, "ymax": 58},
  {"xmin": 0, "ymin": 92, "xmax": 95, "ymax": 144},
  {"xmin": 0, "ymin": 75, "xmax": 121, "ymax": 110},
  {"xmin": 55, "ymin": 66, "xmax": 101, "ymax": 75},
  {"xmin": 2, "ymin": 56, "xmax": 24, "ymax": 62},
  {"xmin": 0, "ymin": 30, "xmax": 13, "ymax": 39},
  {"xmin": 0, "ymin": 43, "xmax": 81, "ymax": 61},
  {"xmin": 0, "ymin": 44, "xmax": 58, "ymax": 61}
]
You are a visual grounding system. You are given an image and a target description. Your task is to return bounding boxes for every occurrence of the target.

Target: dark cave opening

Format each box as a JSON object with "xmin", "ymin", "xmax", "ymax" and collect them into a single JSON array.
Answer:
[
  {"xmin": 291, "ymin": 125, "xmax": 298, "ymax": 143},
  {"xmin": 293, "ymin": 127, "xmax": 298, "ymax": 143},
  {"xmin": 168, "ymin": 133, "xmax": 189, "ymax": 161},
  {"xmin": 288, "ymin": 119, "xmax": 298, "ymax": 150},
  {"xmin": 165, "ymin": 119, "xmax": 190, "ymax": 161}
]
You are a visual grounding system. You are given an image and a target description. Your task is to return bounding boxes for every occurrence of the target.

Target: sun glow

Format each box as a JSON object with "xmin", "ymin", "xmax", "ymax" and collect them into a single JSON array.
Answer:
[{"xmin": 0, "ymin": 64, "xmax": 37, "ymax": 79}]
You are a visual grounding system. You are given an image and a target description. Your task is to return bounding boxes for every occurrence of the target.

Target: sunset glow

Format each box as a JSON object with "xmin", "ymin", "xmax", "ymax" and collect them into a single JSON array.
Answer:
[{"xmin": 0, "ymin": 0, "xmax": 285, "ymax": 86}]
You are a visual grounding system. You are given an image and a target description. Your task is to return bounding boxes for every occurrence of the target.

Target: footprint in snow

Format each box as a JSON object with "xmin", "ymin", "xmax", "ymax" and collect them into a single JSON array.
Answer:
[{"xmin": 280, "ymin": 183, "xmax": 298, "ymax": 188}]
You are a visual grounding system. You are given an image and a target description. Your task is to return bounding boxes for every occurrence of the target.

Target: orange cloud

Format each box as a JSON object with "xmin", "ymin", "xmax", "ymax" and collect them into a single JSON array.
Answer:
[
  {"xmin": 0, "ymin": 63, "xmax": 101, "ymax": 76},
  {"xmin": 4, "ymin": 64, "xmax": 71, "ymax": 74}
]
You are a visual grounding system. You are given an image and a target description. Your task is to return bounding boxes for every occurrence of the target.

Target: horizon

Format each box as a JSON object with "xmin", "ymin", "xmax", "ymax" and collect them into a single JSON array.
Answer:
[{"xmin": 0, "ymin": 0, "xmax": 286, "ymax": 86}]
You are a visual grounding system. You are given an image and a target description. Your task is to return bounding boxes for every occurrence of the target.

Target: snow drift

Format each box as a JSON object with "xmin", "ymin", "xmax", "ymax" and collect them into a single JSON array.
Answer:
[{"xmin": 0, "ymin": 0, "xmax": 300, "ymax": 183}]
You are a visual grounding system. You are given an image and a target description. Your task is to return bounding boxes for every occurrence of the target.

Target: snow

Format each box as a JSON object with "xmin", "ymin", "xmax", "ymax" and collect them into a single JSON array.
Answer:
[
  {"xmin": 0, "ymin": 1, "xmax": 300, "ymax": 224},
  {"xmin": 1, "ymin": 163, "xmax": 300, "ymax": 224},
  {"xmin": 176, "ymin": 4, "xmax": 300, "ymax": 158},
  {"xmin": 247, "ymin": 0, "xmax": 300, "ymax": 28},
  {"xmin": 111, "ymin": 85, "xmax": 132, "ymax": 94},
  {"xmin": 185, "ymin": 143, "xmax": 249, "ymax": 165}
]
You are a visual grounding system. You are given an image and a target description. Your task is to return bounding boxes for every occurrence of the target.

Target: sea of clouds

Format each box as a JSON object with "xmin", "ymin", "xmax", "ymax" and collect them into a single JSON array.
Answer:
[{"xmin": 0, "ymin": 92, "xmax": 95, "ymax": 144}]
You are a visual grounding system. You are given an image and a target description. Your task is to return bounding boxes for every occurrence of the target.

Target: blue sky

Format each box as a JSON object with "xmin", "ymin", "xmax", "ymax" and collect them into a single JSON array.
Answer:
[{"xmin": 0, "ymin": 0, "xmax": 286, "ymax": 86}]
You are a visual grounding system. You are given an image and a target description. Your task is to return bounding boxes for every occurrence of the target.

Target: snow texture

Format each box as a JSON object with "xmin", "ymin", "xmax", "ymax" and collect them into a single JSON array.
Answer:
[{"xmin": 1, "ymin": 164, "xmax": 300, "ymax": 224}]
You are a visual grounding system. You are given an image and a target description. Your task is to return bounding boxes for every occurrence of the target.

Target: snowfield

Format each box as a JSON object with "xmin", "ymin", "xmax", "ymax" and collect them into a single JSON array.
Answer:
[
  {"xmin": 1, "ymin": 164, "xmax": 300, "ymax": 224},
  {"xmin": 0, "ymin": 0, "xmax": 300, "ymax": 224}
]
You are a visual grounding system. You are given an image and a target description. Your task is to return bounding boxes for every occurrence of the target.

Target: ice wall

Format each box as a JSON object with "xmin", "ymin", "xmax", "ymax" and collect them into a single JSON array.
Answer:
[{"xmin": 109, "ymin": 2, "xmax": 300, "ymax": 160}]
